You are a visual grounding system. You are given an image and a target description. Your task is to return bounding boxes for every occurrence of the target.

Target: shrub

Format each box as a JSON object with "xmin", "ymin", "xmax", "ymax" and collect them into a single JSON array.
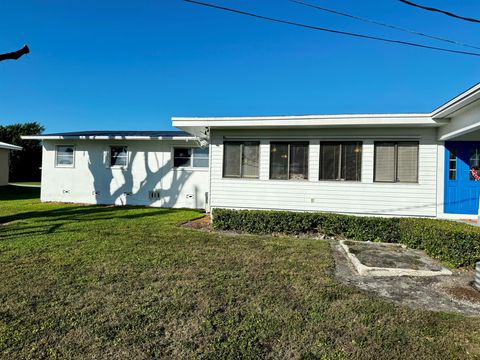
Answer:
[{"xmin": 212, "ymin": 208, "xmax": 480, "ymax": 268}]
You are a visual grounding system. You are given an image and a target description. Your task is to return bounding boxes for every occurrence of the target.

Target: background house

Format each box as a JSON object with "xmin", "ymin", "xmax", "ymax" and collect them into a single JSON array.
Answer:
[{"xmin": 0, "ymin": 142, "xmax": 22, "ymax": 186}]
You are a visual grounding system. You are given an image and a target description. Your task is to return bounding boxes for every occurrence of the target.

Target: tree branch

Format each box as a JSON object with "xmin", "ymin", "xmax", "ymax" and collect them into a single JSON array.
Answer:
[{"xmin": 0, "ymin": 45, "xmax": 30, "ymax": 62}]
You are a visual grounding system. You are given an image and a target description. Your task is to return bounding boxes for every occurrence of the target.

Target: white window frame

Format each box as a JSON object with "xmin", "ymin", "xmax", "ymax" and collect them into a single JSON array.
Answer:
[
  {"xmin": 172, "ymin": 147, "xmax": 209, "ymax": 169},
  {"xmin": 109, "ymin": 146, "xmax": 129, "ymax": 168},
  {"xmin": 55, "ymin": 145, "xmax": 75, "ymax": 168}
]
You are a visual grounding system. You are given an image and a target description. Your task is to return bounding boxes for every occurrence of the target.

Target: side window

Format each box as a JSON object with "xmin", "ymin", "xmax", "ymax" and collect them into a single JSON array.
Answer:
[
  {"xmin": 110, "ymin": 146, "xmax": 128, "ymax": 167},
  {"xmin": 173, "ymin": 148, "xmax": 192, "ymax": 167},
  {"xmin": 173, "ymin": 147, "xmax": 209, "ymax": 168},
  {"xmin": 56, "ymin": 145, "xmax": 75, "ymax": 167},
  {"xmin": 270, "ymin": 142, "xmax": 308, "ymax": 180},
  {"xmin": 319, "ymin": 142, "xmax": 362, "ymax": 181},
  {"xmin": 449, "ymin": 148, "xmax": 457, "ymax": 181},
  {"xmin": 374, "ymin": 142, "xmax": 418, "ymax": 183},
  {"xmin": 469, "ymin": 148, "xmax": 480, "ymax": 181},
  {"xmin": 223, "ymin": 141, "xmax": 260, "ymax": 178}
]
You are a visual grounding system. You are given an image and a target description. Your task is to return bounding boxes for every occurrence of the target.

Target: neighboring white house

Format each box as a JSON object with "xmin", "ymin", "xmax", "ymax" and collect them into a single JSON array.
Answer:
[
  {"xmin": 0, "ymin": 142, "xmax": 22, "ymax": 186},
  {"xmin": 24, "ymin": 83, "xmax": 480, "ymax": 219}
]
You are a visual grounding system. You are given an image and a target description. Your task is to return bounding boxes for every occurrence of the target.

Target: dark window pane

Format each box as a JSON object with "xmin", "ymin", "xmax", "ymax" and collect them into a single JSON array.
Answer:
[
  {"xmin": 270, "ymin": 143, "xmax": 288, "ymax": 180},
  {"xmin": 110, "ymin": 146, "xmax": 128, "ymax": 167},
  {"xmin": 173, "ymin": 148, "xmax": 192, "ymax": 167},
  {"xmin": 342, "ymin": 142, "xmax": 362, "ymax": 181},
  {"xmin": 320, "ymin": 143, "xmax": 340, "ymax": 180},
  {"xmin": 223, "ymin": 142, "xmax": 241, "ymax": 177},
  {"xmin": 242, "ymin": 142, "xmax": 259, "ymax": 178},
  {"xmin": 289, "ymin": 143, "xmax": 308, "ymax": 180},
  {"xmin": 374, "ymin": 143, "xmax": 395, "ymax": 182},
  {"xmin": 397, "ymin": 142, "xmax": 418, "ymax": 182}
]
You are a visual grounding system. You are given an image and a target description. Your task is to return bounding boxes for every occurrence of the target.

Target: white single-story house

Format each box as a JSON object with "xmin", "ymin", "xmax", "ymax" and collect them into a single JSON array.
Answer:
[
  {"xmin": 0, "ymin": 142, "xmax": 22, "ymax": 186},
  {"xmin": 23, "ymin": 83, "xmax": 480, "ymax": 219}
]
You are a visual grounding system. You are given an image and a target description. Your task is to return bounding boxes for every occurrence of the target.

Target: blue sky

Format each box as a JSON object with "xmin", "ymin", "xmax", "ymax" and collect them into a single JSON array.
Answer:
[{"xmin": 0, "ymin": 0, "xmax": 479, "ymax": 133}]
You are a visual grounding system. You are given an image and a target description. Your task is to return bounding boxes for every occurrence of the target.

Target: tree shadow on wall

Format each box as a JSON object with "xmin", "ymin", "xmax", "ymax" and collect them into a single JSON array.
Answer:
[{"xmin": 87, "ymin": 148, "xmax": 193, "ymax": 208}]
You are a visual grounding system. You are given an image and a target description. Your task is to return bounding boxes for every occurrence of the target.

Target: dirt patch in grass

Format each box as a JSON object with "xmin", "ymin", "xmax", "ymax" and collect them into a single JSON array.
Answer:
[
  {"xmin": 182, "ymin": 215, "xmax": 211, "ymax": 230},
  {"xmin": 446, "ymin": 284, "xmax": 480, "ymax": 303}
]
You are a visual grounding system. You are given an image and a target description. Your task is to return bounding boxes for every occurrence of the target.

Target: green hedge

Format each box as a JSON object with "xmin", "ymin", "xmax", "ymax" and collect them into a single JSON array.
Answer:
[{"xmin": 212, "ymin": 208, "xmax": 480, "ymax": 268}]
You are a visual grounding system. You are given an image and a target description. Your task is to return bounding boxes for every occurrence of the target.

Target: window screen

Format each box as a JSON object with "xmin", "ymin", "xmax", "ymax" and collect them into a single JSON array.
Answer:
[
  {"xmin": 270, "ymin": 142, "xmax": 308, "ymax": 180},
  {"xmin": 223, "ymin": 141, "xmax": 259, "ymax": 178},
  {"xmin": 192, "ymin": 148, "xmax": 209, "ymax": 168},
  {"xmin": 56, "ymin": 145, "xmax": 75, "ymax": 167},
  {"xmin": 374, "ymin": 142, "xmax": 418, "ymax": 183},
  {"xmin": 320, "ymin": 142, "xmax": 362, "ymax": 181}
]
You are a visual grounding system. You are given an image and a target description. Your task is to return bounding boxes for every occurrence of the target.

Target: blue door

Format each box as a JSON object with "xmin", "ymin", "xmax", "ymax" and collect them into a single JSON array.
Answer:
[{"xmin": 444, "ymin": 141, "xmax": 480, "ymax": 214}]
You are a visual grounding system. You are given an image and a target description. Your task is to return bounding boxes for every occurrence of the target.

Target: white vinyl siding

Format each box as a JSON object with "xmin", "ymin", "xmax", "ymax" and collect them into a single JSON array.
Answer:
[{"xmin": 210, "ymin": 128, "xmax": 438, "ymax": 217}]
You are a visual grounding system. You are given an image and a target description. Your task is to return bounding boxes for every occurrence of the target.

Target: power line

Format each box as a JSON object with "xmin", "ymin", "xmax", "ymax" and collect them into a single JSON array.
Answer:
[
  {"xmin": 291, "ymin": 0, "xmax": 480, "ymax": 50},
  {"xmin": 183, "ymin": 0, "xmax": 480, "ymax": 57},
  {"xmin": 399, "ymin": 0, "xmax": 480, "ymax": 23}
]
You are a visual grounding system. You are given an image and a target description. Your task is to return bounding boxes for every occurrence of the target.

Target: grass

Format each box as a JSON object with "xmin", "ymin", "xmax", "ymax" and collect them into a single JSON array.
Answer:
[{"xmin": 0, "ymin": 186, "xmax": 479, "ymax": 359}]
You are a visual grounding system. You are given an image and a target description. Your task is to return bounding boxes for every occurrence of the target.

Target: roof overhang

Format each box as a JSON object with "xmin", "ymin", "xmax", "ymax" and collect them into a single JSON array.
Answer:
[
  {"xmin": 432, "ymin": 83, "xmax": 480, "ymax": 119},
  {"xmin": 0, "ymin": 142, "xmax": 22, "ymax": 151},
  {"xmin": 172, "ymin": 113, "xmax": 447, "ymax": 136},
  {"xmin": 21, "ymin": 135, "xmax": 197, "ymax": 141}
]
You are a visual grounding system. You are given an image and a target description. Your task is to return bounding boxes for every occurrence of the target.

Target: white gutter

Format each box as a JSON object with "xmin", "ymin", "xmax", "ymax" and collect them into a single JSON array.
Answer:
[
  {"xmin": 21, "ymin": 135, "xmax": 197, "ymax": 141},
  {"xmin": 172, "ymin": 114, "xmax": 445, "ymax": 128},
  {"xmin": 0, "ymin": 142, "xmax": 22, "ymax": 151}
]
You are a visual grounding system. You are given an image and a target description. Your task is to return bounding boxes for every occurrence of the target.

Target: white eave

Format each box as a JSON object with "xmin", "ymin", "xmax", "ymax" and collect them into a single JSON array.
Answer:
[
  {"xmin": 21, "ymin": 135, "xmax": 197, "ymax": 141},
  {"xmin": 172, "ymin": 113, "xmax": 447, "ymax": 135},
  {"xmin": 432, "ymin": 82, "xmax": 480, "ymax": 119},
  {"xmin": 0, "ymin": 142, "xmax": 22, "ymax": 151}
]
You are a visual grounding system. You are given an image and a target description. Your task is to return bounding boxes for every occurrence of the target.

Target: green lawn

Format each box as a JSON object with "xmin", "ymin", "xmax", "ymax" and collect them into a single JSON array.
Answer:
[{"xmin": 0, "ymin": 186, "xmax": 479, "ymax": 359}]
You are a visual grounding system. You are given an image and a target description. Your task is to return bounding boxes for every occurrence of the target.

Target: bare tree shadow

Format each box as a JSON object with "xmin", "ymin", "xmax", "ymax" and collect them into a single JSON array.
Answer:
[{"xmin": 87, "ymin": 147, "xmax": 194, "ymax": 208}]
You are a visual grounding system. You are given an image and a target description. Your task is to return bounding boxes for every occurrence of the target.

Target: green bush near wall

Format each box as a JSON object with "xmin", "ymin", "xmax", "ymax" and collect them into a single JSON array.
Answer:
[{"xmin": 212, "ymin": 208, "xmax": 480, "ymax": 268}]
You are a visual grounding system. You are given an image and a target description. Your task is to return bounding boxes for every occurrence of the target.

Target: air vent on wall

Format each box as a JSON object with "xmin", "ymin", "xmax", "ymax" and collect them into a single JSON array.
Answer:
[{"xmin": 149, "ymin": 190, "xmax": 161, "ymax": 200}]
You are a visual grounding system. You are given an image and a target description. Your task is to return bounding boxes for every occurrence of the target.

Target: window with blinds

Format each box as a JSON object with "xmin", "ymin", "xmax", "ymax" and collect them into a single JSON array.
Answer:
[
  {"xmin": 223, "ymin": 141, "xmax": 260, "ymax": 178},
  {"xmin": 319, "ymin": 142, "xmax": 362, "ymax": 181},
  {"xmin": 374, "ymin": 142, "xmax": 419, "ymax": 183}
]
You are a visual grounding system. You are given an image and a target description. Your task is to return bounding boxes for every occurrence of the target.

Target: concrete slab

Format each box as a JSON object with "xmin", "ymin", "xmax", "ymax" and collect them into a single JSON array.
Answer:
[{"xmin": 340, "ymin": 240, "xmax": 452, "ymax": 277}]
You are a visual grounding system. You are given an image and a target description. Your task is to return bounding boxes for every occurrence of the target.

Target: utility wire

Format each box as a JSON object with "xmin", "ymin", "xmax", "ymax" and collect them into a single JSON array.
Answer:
[
  {"xmin": 184, "ymin": 0, "xmax": 480, "ymax": 57},
  {"xmin": 399, "ymin": 0, "xmax": 480, "ymax": 23},
  {"xmin": 291, "ymin": 0, "xmax": 480, "ymax": 50}
]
